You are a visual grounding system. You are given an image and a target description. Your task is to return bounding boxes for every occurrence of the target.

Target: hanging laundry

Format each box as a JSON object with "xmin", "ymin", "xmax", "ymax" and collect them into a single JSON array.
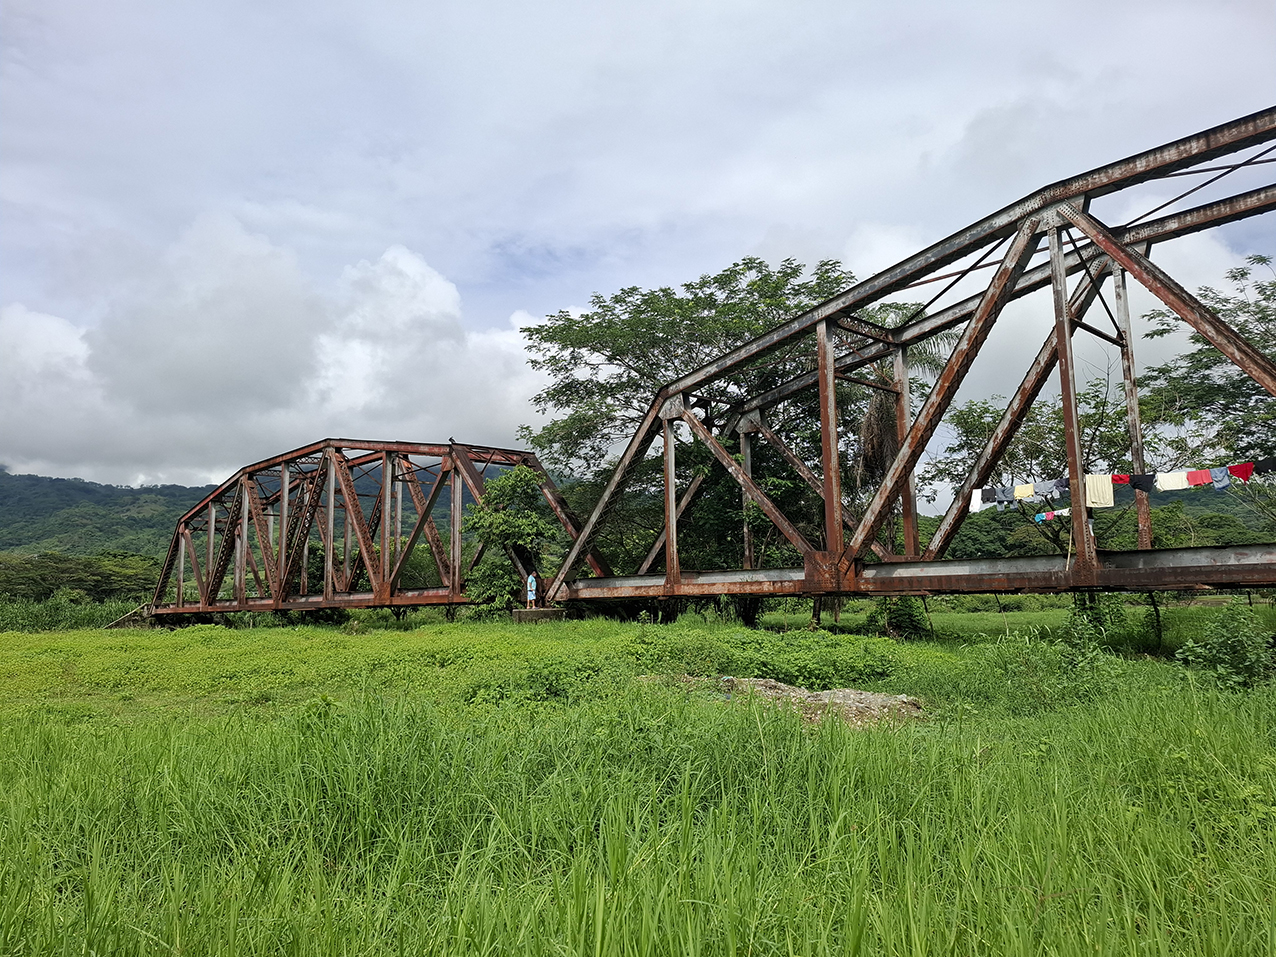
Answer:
[
  {"xmin": 1014, "ymin": 483, "xmax": 1035, "ymax": 500},
  {"xmin": 994, "ymin": 486, "xmax": 1015, "ymax": 511},
  {"xmin": 1112, "ymin": 474, "xmax": 1130, "ymax": 484},
  {"xmin": 1156, "ymin": 472, "xmax": 1190, "ymax": 491},
  {"xmin": 1052, "ymin": 477, "xmax": 1070, "ymax": 495},
  {"xmin": 1054, "ymin": 507, "xmax": 1070, "ymax": 519},
  {"xmin": 970, "ymin": 488, "xmax": 983, "ymax": 512},
  {"xmin": 1084, "ymin": 474, "xmax": 1114, "ymax": 508},
  {"xmin": 1186, "ymin": 469, "xmax": 1212, "ymax": 486},
  {"xmin": 1033, "ymin": 512, "xmax": 1045, "ymax": 523},
  {"xmin": 1033, "ymin": 481, "xmax": 1055, "ymax": 497},
  {"xmin": 1130, "ymin": 474, "xmax": 1155, "ymax": 493},
  {"xmin": 1253, "ymin": 457, "xmax": 1276, "ymax": 475},
  {"xmin": 1228, "ymin": 462, "xmax": 1255, "ymax": 483},
  {"xmin": 1210, "ymin": 467, "xmax": 1231, "ymax": 490}
]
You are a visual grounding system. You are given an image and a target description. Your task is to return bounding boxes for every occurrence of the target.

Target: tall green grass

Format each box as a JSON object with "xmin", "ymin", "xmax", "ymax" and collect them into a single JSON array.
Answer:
[
  {"xmin": 2, "ymin": 682, "xmax": 1274, "ymax": 955},
  {"xmin": 1, "ymin": 616, "xmax": 1274, "ymax": 954}
]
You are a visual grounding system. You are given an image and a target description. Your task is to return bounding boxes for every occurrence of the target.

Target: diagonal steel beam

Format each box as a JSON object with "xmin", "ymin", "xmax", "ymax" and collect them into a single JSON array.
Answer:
[
  {"xmin": 752, "ymin": 416, "xmax": 890, "ymax": 561},
  {"xmin": 398, "ymin": 465, "xmax": 449, "ymax": 588},
  {"xmin": 182, "ymin": 528, "xmax": 207, "ymax": 606},
  {"xmin": 332, "ymin": 452, "xmax": 381, "ymax": 591},
  {"xmin": 245, "ymin": 480, "xmax": 279, "ymax": 597},
  {"xmin": 1059, "ymin": 203, "xmax": 1276, "ymax": 396},
  {"xmin": 923, "ymin": 261, "xmax": 1108, "ymax": 560},
  {"xmin": 525, "ymin": 454, "xmax": 615, "ymax": 578},
  {"xmin": 547, "ymin": 401, "xmax": 663, "ymax": 599},
  {"xmin": 680, "ymin": 408, "xmax": 814, "ymax": 557},
  {"xmin": 665, "ymin": 108, "xmax": 1276, "ymax": 397},
  {"xmin": 204, "ymin": 486, "xmax": 243, "ymax": 605},
  {"xmin": 843, "ymin": 217, "xmax": 1044, "ymax": 564},
  {"xmin": 734, "ymin": 184, "xmax": 1276, "ymax": 419}
]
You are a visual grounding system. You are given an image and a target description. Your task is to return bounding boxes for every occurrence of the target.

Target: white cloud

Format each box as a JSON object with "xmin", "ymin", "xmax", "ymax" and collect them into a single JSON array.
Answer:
[
  {"xmin": 1, "ymin": 0, "xmax": 1273, "ymax": 483},
  {"xmin": 0, "ymin": 221, "xmax": 546, "ymax": 484}
]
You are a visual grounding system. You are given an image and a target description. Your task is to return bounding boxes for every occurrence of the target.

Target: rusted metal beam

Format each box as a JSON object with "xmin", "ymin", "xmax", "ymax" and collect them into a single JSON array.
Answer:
[
  {"xmin": 816, "ymin": 318, "xmax": 844, "ymax": 555},
  {"xmin": 547, "ymin": 401, "xmax": 663, "ymax": 599},
  {"xmin": 1060, "ymin": 203, "xmax": 1276, "ymax": 397},
  {"xmin": 844, "ymin": 217, "xmax": 1043, "ymax": 566},
  {"xmin": 525, "ymin": 454, "xmax": 615, "ymax": 578},
  {"xmin": 750, "ymin": 416, "xmax": 888, "ymax": 561},
  {"xmin": 893, "ymin": 347, "xmax": 919, "ymax": 558},
  {"xmin": 182, "ymin": 528, "xmax": 206, "ymax": 607},
  {"xmin": 663, "ymin": 417, "xmax": 681, "ymax": 586},
  {"xmin": 547, "ymin": 543, "xmax": 1276, "ymax": 600},
  {"xmin": 204, "ymin": 486, "xmax": 242, "ymax": 605},
  {"xmin": 924, "ymin": 264, "xmax": 1107, "ymax": 560},
  {"xmin": 449, "ymin": 466, "xmax": 462, "ymax": 600},
  {"xmin": 734, "ymin": 185, "xmax": 1276, "ymax": 419},
  {"xmin": 398, "ymin": 464, "xmax": 449, "ymax": 589},
  {"xmin": 680, "ymin": 408, "xmax": 814, "ymax": 557},
  {"xmin": 1112, "ymin": 263, "xmax": 1154, "ymax": 549},
  {"xmin": 332, "ymin": 453, "xmax": 380, "ymax": 592},
  {"xmin": 665, "ymin": 107, "xmax": 1276, "ymax": 398},
  {"xmin": 1050, "ymin": 220, "xmax": 1098, "ymax": 574}
]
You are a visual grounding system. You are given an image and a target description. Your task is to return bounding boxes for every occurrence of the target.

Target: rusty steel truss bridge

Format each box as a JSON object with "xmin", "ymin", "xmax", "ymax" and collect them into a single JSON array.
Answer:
[{"xmin": 151, "ymin": 107, "xmax": 1276, "ymax": 618}]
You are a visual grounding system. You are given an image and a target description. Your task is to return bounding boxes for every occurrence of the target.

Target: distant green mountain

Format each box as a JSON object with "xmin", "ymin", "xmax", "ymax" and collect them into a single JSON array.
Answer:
[{"xmin": 0, "ymin": 470, "xmax": 213, "ymax": 558}]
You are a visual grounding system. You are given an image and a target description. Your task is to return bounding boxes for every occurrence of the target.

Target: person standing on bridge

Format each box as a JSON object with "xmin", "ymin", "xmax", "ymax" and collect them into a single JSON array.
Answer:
[{"xmin": 526, "ymin": 573, "xmax": 537, "ymax": 609}]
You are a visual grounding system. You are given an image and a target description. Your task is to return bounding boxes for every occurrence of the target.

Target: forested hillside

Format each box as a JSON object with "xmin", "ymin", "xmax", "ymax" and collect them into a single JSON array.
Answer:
[{"xmin": 0, "ymin": 469, "xmax": 211, "ymax": 558}]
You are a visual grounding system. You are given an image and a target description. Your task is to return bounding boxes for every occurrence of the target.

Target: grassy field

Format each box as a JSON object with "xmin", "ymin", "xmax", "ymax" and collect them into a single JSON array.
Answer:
[{"xmin": 1, "ymin": 615, "xmax": 1274, "ymax": 954}]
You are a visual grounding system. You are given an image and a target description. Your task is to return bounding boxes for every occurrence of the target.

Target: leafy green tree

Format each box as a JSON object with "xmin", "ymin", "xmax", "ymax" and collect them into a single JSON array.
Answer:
[
  {"xmin": 520, "ymin": 257, "xmax": 857, "ymax": 472},
  {"xmin": 464, "ymin": 466, "xmax": 563, "ymax": 611},
  {"xmin": 1140, "ymin": 254, "xmax": 1276, "ymax": 529}
]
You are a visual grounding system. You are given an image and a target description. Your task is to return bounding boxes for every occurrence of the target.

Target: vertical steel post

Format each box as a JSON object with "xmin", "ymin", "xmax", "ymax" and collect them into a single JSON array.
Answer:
[
  {"xmin": 206, "ymin": 503, "xmax": 216, "ymax": 594},
  {"xmin": 342, "ymin": 492, "xmax": 351, "ymax": 589},
  {"xmin": 176, "ymin": 525, "xmax": 185, "ymax": 608},
  {"xmin": 740, "ymin": 427, "xmax": 754, "ymax": 570},
  {"xmin": 236, "ymin": 482, "xmax": 247, "ymax": 604},
  {"xmin": 1112, "ymin": 264, "xmax": 1153, "ymax": 549},
  {"xmin": 816, "ymin": 318, "xmax": 844, "ymax": 555},
  {"xmin": 893, "ymin": 346, "xmax": 919, "ymax": 558},
  {"xmin": 381, "ymin": 452, "xmax": 393, "ymax": 589},
  {"xmin": 300, "ymin": 481, "xmax": 309, "ymax": 596},
  {"xmin": 450, "ymin": 465, "xmax": 462, "ymax": 599},
  {"xmin": 1049, "ymin": 222, "xmax": 1097, "ymax": 572},
  {"xmin": 395, "ymin": 468, "xmax": 404, "ymax": 570},
  {"xmin": 277, "ymin": 463, "xmax": 288, "ymax": 599},
  {"xmin": 325, "ymin": 453, "xmax": 336, "ymax": 601},
  {"xmin": 664, "ymin": 417, "xmax": 681, "ymax": 585}
]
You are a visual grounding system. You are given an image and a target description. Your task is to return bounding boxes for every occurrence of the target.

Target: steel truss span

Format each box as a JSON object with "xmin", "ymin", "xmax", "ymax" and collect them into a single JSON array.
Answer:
[
  {"xmin": 152, "ymin": 108, "xmax": 1276, "ymax": 614},
  {"xmin": 149, "ymin": 439, "xmax": 607, "ymax": 616},
  {"xmin": 543, "ymin": 105, "xmax": 1276, "ymax": 601}
]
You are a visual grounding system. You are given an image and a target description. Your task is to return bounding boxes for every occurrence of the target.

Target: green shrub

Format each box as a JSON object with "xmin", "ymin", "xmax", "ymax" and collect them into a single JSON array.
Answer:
[
  {"xmin": 1176, "ymin": 602, "xmax": 1275, "ymax": 689},
  {"xmin": 865, "ymin": 596, "xmax": 930, "ymax": 639}
]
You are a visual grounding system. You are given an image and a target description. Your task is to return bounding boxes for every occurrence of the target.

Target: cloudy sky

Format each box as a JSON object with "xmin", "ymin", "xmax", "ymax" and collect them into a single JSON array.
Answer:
[{"xmin": 2, "ymin": 0, "xmax": 1274, "ymax": 486}]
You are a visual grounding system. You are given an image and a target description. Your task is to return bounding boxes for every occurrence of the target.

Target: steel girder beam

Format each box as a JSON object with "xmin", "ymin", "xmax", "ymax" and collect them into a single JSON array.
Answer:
[
  {"xmin": 558, "ymin": 544, "xmax": 1276, "ymax": 600},
  {"xmin": 735, "ymin": 184, "xmax": 1276, "ymax": 418}
]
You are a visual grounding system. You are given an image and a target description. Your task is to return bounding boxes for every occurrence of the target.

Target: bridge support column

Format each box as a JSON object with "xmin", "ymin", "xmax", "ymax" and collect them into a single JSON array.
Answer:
[
  {"xmin": 816, "ymin": 317, "xmax": 843, "ymax": 555},
  {"xmin": 893, "ymin": 346, "xmax": 918, "ymax": 558},
  {"xmin": 1049, "ymin": 220, "xmax": 1098, "ymax": 575},
  {"xmin": 1112, "ymin": 262, "xmax": 1153, "ymax": 550},
  {"xmin": 662, "ymin": 400, "xmax": 682, "ymax": 588}
]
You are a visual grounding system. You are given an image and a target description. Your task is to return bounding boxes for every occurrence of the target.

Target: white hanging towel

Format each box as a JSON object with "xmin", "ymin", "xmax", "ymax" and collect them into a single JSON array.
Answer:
[
  {"xmin": 1084, "ymin": 473, "xmax": 1114, "ymax": 508},
  {"xmin": 1155, "ymin": 471, "xmax": 1190, "ymax": 491}
]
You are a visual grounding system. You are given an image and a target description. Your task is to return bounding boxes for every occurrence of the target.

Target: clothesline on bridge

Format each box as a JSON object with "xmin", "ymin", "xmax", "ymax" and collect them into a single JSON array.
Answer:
[{"xmin": 970, "ymin": 457, "xmax": 1275, "ymax": 516}]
